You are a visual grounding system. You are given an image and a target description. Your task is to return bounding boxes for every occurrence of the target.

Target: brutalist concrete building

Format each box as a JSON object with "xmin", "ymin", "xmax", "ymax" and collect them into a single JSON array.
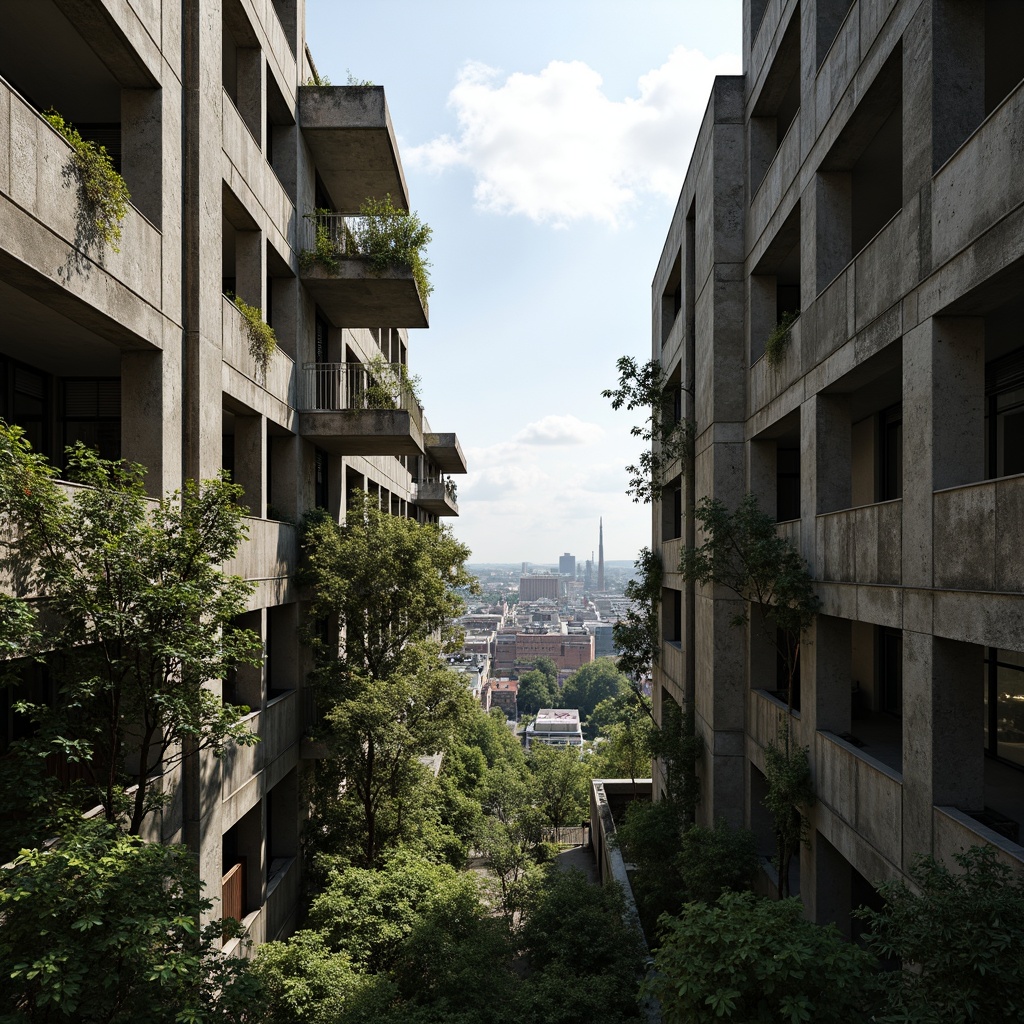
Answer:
[
  {"xmin": 652, "ymin": 0, "xmax": 1024, "ymax": 929},
  {"xmin": 0, "ymin": 0, "xmax": 465, "ymax": 947}
]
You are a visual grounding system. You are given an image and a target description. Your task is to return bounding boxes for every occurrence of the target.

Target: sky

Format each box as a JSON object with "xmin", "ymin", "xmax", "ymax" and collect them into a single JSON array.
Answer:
[{"xmin": 305, "ymin": 1, "xmax": 742, "ymax": 564}]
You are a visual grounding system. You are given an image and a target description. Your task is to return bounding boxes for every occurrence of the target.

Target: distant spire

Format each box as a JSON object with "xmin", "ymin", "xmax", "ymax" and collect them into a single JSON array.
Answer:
[{"xmin": 598, "ymin": 517, "xmax": 605, "ymax": 592}]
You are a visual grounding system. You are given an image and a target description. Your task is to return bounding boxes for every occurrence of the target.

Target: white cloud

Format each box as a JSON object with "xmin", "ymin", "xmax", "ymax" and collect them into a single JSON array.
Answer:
[
  {"xmin": 407, "ymin": 47, "xmax": 739, "ymax": 227},
  {"xmin": 514, "ymin": 414, "xmax": 603, "ymax": 446}
]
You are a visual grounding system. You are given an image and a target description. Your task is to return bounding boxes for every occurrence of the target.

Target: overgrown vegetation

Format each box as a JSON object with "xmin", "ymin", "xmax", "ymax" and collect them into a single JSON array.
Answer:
[
  {"xmin": 763, "ymin": 720, "xmax": 814, "ymax": 898},
  {"xmin": 43, "ymin": 109, "xmax": 130, "ymax": 253},
  {"xmin": 764, "ymin": 309, "xmax": 799, "ymax": 369},
  {"xmin": 362, "ymin": 354, "xmax": 421, "ymax": 409},
  {"xmin": 300, "ymin": 197, "xmax": 434, "ymax": 303},
  {"xmin": 231, "ymin": 294, "xmax": 278, "ymax": 381}
]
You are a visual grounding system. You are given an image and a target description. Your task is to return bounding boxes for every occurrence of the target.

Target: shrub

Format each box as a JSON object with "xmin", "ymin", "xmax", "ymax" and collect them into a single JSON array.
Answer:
[
  {"xmin": 647, "ymin": 891, "xmax": 879, "ymax": 1023},
  {"xmin": 764, "ymin": 309, "xmax": 799, "ymax": 369},
  {"xmin": 857, "ymin": 845, "xmax": 1024, "ymax": 1023},
  {"xmin": 232, "ymin": 294, "xmax": 278, "ymax": 380},
  {"xmin": 43, "ymin": 108, "xmax": 130, "ymax": 252}
]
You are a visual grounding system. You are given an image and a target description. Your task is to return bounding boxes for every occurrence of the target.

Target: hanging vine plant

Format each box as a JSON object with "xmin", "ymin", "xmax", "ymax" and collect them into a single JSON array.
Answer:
[
  {"xmin": 43, "ymin": 109, "xmax": 130, "ymax": 253},
  {"xmin": 764, "ymin": 310, "xmax": 799, "ymax": 370},
  {"xmin": 231, "ymin": 295, "xmax": 277, "ymax": 382}
]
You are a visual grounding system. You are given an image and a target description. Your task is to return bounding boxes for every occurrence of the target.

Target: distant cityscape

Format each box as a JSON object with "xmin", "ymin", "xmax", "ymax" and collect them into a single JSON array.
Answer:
[{"xmin": 445, "ymin": 522, "xmax": 640, "ymax": 726}]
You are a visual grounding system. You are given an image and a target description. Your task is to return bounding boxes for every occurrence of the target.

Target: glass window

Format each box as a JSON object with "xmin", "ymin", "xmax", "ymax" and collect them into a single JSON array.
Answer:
[{"xmin": 984, "ymin": 648, "xmax": 1024, "ymax": 769}]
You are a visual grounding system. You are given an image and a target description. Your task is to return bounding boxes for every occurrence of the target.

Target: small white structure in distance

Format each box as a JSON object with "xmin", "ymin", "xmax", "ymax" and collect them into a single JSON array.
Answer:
[{"xmin": 525, "ymin": 708, "xmax": 584, "ymax": 751}]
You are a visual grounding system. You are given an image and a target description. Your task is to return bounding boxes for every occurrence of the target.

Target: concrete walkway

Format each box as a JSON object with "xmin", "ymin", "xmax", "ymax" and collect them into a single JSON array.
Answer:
[{"xmin": 553, "ymin": 841, "xmax": 599, "ymax": 883}]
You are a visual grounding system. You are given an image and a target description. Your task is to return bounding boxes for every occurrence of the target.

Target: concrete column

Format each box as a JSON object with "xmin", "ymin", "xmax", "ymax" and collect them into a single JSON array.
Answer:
[
  {"xmin": 807, "ymin": 831, "xmax": 852, "ymax": 934},
  {"xmin": 235, "ymin": 229, "xmax": 265, "ymax": 312},
  {"xmin": 121, "ymin": 89, "xmax": 163, "ymax": 228},
  {"xmin": 269, "ymin": 433, "xmax": 300, "ymax": 521},
  {"xmin": 815, "ymin": 171, "xmax": 851, "ymax": 292},
  {"xmin": 233, "ymin": 414, "xmax": 266, "ymax": 518},
  {"xmin": 800, "ymin": 392, "xmax": 851, "ymax": 566},
  {"xmin": 901, "ymin": 317, "xmax": 984, "ymax": 588},
  {"xmin": 902, "ymin": 634, "xmax": 985, "ymax": 866},
  {"xmin": 929, "ymin": 0, "xmax": 985, "ymax": 172},
  {"xmin": 806, "ymin": 614, "xmax": 852, "ymax": 736},
  {"xmin": 235, "ymin": 48, "xmax": 265, "ymax": 149},
  {"xmin": 120, "ymin": 350, "xmax": 178, "ymax": 497}
]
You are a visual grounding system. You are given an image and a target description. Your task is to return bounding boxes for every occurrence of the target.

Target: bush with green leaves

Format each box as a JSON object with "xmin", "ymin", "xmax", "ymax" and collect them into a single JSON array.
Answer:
[
  {"xmin": 231, "ymin": 294, "xmax": 278, "ymax": 381},
  {"xmin": 647, "ymin": 890, "xmax": 879, "ymax": 1023},
  {"xmin": 43, "ymin": 108, "xmax": 130, "ymax": 252},
  {"xmin": 764, "ymin": 309, "xmax": 799, "ymax": 369},
  {"xmin": 356, "ymin": 194, "xmax": 433, "ymax": 301},
  {"xmin": 857, "ymin": 845, "xmax": 1024, "ymax": 1023},
  {"xmin": 0, "ymin": 821, "xmax": 259, "ymax": 1023}
]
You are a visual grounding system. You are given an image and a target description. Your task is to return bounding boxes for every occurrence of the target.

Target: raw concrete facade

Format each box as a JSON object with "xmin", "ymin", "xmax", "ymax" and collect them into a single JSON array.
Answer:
[
  {"xmin": 652, "ymin": 0, "xmax": 1024, "ymax": 931},
  {"xmin": 0, "ymin": 0, "xmax": 465, "ymax": 949}
]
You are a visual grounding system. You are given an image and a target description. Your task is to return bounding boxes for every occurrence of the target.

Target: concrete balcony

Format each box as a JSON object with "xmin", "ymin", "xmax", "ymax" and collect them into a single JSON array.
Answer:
[
  {"xmin": 413, "ymin": 479, "xmax": 459, "ymax": 516},
  {"xmin": 221, "ymin": 296, "xmax": 296, "ymax": 419},
  {"xmin": 297, "ymin": 361, "xmax": 424, "ymax": 456},
  {"xmin": 298, "ymin": 85, "xmax": 409, "ymax": 212},
  {"xmin": 0, "ymin": 75, "xmax": 165, "ymax": 349},
  {"xmin": 424, "ymin": 432, "xmax": 468, "ymax": 474},
  {"xmin": 298, "ymin": 212, "xmax": 427, "ymax": 328},
  {"xmin": 933, "ymin": 474, "xmax": 1024, "ymax": 592},
  {"xmin": 816, "ymin": 500, "xmax": 902, "ymax": 585}
]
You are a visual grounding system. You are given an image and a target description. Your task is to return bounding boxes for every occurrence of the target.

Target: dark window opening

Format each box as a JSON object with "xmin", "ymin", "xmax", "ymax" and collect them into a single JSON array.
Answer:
[
  {"xmin": 62, "ymin": 378, "xmax": 121, "ymax": 464},
  {"xmin": 984, "ymin": 647, "xmax": 1024, "ymax": 770},
  {"xmin": 879, "ymin": 627, "xmax": 903, "ymax": 717},
  {"xmin": 878, "ymin": 403, "xmax": 903, "ymax": 501},
  {"xmin": 776, "ymin": 446, "xmax": 801, "ymax": 521},
  {"xmin": 985, "ymin": 349, "xmax": 1024, "ymax": 479}
]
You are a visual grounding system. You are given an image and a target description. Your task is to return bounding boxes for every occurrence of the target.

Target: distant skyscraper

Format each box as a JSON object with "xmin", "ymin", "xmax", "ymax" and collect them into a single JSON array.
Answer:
[
  {"xmin": 559, "ymin": 552, "xmax": 576, "ymax": 578},
  {"xmin": 585, "ymin": 557, "xmax": 593, "ymax": 591},
  {"xmin": 598, "ymin": 518, "xmax": 605, "ymax": 592}
]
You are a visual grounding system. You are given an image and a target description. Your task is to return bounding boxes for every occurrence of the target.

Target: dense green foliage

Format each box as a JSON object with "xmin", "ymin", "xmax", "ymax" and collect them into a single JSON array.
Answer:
[
  {"xmin": 0, "ymin": 822, "xmax": 259, "ymax": 1023},
  {"xmin": 300, "ymin": 492, "xmax": 473, "ymax": 680},
  {"xmin": 231, "ymin": 294, "xmax": 278, "ymax": 381},
  {"xmin": 516, "ymin": 668, "xmax": 558, "ymax": 716},
  {"xmin": 560, "ymin": 659, "xmax": 629, "ymax": 726},
  {"xmin": 857, "ymin": 846, "xmax": 1024, "ymax": 1023},
  {"xmin": 528, "ymin": 743, "xmax": 591, "ymax": 832},
  {"xmin": 42, "ymin": 109, "xmax": 130, "ymax": 252},
  {"xmin": 0, "ymin": 423, "xmax": 260, "ymax": 846},
  {"xmin": 647, "ymin": 891, "xmax": 879, "ymax": 1023}
]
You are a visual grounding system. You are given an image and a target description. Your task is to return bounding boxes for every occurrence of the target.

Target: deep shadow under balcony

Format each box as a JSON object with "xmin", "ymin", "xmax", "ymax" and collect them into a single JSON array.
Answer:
[
  {"xmin": 298, "ymin": 362, "xmax": 424, "ymax": 456},
  {"xmin": 298, "ymin": 85, "xmax": 409, "ymax": 213}
]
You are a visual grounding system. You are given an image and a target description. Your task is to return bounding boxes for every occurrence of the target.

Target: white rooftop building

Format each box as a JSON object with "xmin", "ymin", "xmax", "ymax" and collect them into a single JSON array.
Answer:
[{"xmin": 525, "ymin": 708, "xmax": 584, "ymax": 752}]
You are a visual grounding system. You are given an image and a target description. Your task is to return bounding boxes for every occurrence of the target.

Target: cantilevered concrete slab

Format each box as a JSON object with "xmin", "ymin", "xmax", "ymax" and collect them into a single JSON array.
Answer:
[
  {"xmin": 298, "ymin": 85, "xmax": 409, "ymax": 213},
  {"xmin": 300, "ymin": 260, "xmax": 429, "ymax": 329},
  {"xmin": 298, "ymin": 409, "xmax": 424, "ymax": 456},
  {"xmin": 413, "ymin": 481, "xmax": 459, "ymax": 516},
  {"xmin": 424, "ymin": 433, "xmax": 468, "ymax": 474}
]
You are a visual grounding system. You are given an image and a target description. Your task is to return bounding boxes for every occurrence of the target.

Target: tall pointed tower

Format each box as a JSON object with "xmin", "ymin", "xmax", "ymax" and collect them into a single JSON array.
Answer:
[{"xmin": 598, "ymin": 518, "xmax": 605, "ymax": 592}]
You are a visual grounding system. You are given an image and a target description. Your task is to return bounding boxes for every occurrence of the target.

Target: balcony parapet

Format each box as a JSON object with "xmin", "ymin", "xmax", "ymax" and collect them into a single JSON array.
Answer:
[
  {"xmin": 413, "ymin": 479, "xmax": 459, "ymax": 516},
  {"xmin": 424, "ymin": 432, "xmax": 468, "ymax": 474},
  {"xmin": 298, "ymin": 211, "xmax": 428, "ymax": 328},
  {"xmin": 297, "ymin": 362, "xmax": 424, "ymax": 456}
]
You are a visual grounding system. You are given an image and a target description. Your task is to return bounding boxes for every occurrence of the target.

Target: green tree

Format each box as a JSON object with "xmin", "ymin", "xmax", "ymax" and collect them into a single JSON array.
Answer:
[
  {"xmin": 587, "ymin": 694, "xmax": 654, "ymax": 786},
  {"xmin": 300, "ymin": 492, "xmax": 474, "ymax": 680},
  {"xmin": 518, "ymin": 868, "xmax": 644, "ymax": 1024},
  {"xmin": 528, "ymin": 744, "xmax": 591, "ymax": 832},
  {"xmin": 0, "ymin": 821, "xmax": 259, "ymax": 1023},
  {"xmin": 857, "ymin": 846, "xmax": 1024, "ymax": 1023},
  {"xmin": 0, "ymin": 423, "xmax": 260, "ymax": 842},
  {"xmin": 612, "ymin": 546, "xmax": 663, "ymax": 688},
  {"xmin": 308, "ymin": 644, "xmax": 475, "ymax": 868},
  {"xmin": 763, "ymin": 720, "xmax": 814, "ymax": 898},
  {"xmin": 517, "ymin": 669, "xmax": 558, "ymax": 717},
  {"xmin": 646, "ymin": 891, "xmax": 879, "ymax": 1023},
  {"xmin": 532, "ymin": 656, "xmax": 558, "ymax": 682},
  {"xmin": 560, "ymin": 659, "xmax": 629, "ymax": 728}
]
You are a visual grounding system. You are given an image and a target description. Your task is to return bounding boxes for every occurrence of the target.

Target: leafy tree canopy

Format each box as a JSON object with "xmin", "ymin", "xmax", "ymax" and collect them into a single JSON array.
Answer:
[
  {"xmin": 0, "ymin": 422, "xmax": 260, "ymax": 844},
  {"xmin": 300, "ymin": 492, "xmax": 475, "ymax": 680},
  {"xmin": 516, "ymin": 669, "xmax": 558, "ymax": 717},
  {"xmin": 561, "ymin": 659, "xmax": 629, "ymax": 726},
  {"xmin": 528, "ymin": 744, "xmax": 591, "ymax": 833}
]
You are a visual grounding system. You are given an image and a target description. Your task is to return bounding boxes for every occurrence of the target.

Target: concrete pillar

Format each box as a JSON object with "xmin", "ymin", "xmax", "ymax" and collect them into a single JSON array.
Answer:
[
  {"xmin": 806, "ymin": 614, "xmax": 852, "ymax": 736},
  {"xmin": 815, "ymin": 171, "xmax": 851, "ymax": 292},
  {"xmin": 235, "ymin": 47, "xmax": 265, "ymax": 149},
  {"xmin": 235, "ymin": 229, "xmax": 265, "ymax": 312},
  {"xmin": 800, "ymin": 392, "xmax": 851, "ymax": 566},
  {"xmin": 902, "ymin": 317, "xmax": 984, "ymax": 588},
  {"xmin": 269, "ymin": 433, "xmax": 300, "ymax": 521},
  {"xmin": 233, "ymin": 414, "xmax": 266, "ymax": 518},
  {"xmin": 747, "ymin": 438, "xmax": 777, "ymax": 517},
  {"xmin": 929, "ymin": 0, "xmax": 985, "ymax": 172},
  {"xmin": 120, "ymin": 350, "xmax": 178, "ymax": 497},
  {"xmin": 807, "ymin": 831, "xmax": 852, "ymax": 935},
  {"xmin": 121, "ymin": 89, "xmax": 163, "ymax": 228},
  {"xmin": 902, "ymin": 634, "xmax": 985, "ymax": 866}
]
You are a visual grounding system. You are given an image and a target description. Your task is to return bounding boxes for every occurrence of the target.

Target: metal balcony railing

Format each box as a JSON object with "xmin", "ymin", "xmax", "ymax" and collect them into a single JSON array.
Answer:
[
  {"xmin": 300, "ymin": 361, "xmax": 423, "ymax": 431},
  {"xmin": 301, "ymin": 210, "xmax": 359, "ymax": 256}
]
